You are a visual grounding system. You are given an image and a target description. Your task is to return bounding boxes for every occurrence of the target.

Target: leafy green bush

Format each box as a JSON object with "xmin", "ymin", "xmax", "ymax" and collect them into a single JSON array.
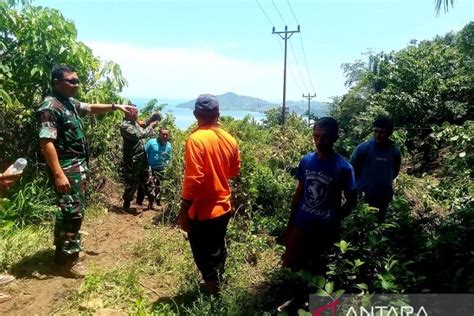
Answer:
[{"xmin": 0, "ymin": 170, "xmax": 56, "ymax": 230}]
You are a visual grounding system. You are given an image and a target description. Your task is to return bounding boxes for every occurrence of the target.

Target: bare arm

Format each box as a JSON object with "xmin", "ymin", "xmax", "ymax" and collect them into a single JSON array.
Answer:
[
  {"xmin": 393, "ymin": 148, "xmax": 402, "ymax": 179},
  {"xmin": 89, "ymin": 104, "xmax": 136, "ymax": 115},
  {"xmin": 40, "ymin": 139, "xmax": 70, "ymax": 193},
  {"xmin": 341, "ymin": 167, "xmax": 358, "ymax": 218},
  {"xmin": 341, "ymin": 189, "xmax": 357, "ymax": 218},
  {"xmin": 287, "ymin": 181, "xmax": 304, "ymax": 228},
  {"xmin": 178, "ymin": 199, "xmax": 193, "ymax": 233}
]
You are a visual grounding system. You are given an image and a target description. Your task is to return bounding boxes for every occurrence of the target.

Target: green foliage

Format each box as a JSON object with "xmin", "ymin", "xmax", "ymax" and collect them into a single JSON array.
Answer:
[
  {"xmin": 426, "ymin": 121, "xmax": 473, "ymax": 211},
  {"xmin": 322, "ymin": 199, "xmax": 427, "ymax": 294},
  {"xmin": 331, "ymin": 23, "xmax": 473, "ymax": 149},
  {"xmin": 54, "ymin": 266, "xmax": 149, "ymax": 314},
  {"xmin": 0, "ymin": 3, "xmax": 128, "ymax": 233},
  {"xmin": 0, "ymin": 225, "xmax": 51, "ymax": 271},
  {"xmin": 0, "ymin": 171, "xmax": 55, "ymax": 230},
  {"xmin": 139, "ymin": 98, "xmax": 166, "ymax": 118}
]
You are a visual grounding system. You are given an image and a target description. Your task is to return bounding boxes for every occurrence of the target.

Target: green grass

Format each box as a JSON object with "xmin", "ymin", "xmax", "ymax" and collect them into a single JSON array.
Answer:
[
  {"xmin": 0, "ymin": 225, "xmax": 52, "ymax": 272},
  {"xmin": 51, "ymin": 219, "xmax": 287, "ymax": 315}
]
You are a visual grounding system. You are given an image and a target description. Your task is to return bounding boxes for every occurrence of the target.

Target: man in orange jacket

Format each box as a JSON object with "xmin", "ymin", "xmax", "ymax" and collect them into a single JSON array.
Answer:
[{"xmin": 178, "ymin": 94, "xmax": 240, "ymax": 294}]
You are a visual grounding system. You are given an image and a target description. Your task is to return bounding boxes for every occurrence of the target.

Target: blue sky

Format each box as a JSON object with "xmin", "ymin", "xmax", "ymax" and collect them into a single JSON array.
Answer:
[{"xmin": 37, "ymin": 0, "xmax": 473, "ymax": 103}]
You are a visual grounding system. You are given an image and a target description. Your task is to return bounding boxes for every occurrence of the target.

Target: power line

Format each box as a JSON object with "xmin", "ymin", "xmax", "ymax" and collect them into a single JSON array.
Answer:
[
  {"xmin": 289, "ymin": 40, "xmax": 309, "ymax": 92},
  {"xmin": 279, "ymin": 40, "xmax": 304, "ymax": 95},
  {"xmin": 286, "ymin": 0, "xmax": 316, "ymax": 93},
  {"xmin": 273, "ymin": 25, "xmax": 301, "ymax": 125},
  {"xmin": 286, "ymin": 0, "xmax": 299, "ymax": 24},
  {"xmin": 272, "ymin": 0, "xmax": 287, "ymax": 25},
  {"xmin": 299, "ymin": 33, "xmax": 316, "ymax": 92},
  {"xmin": 254, "ymin": 0, "xmax": 304, "ymax": 116},
  {"xmin": 255, "ymin": 0, "xmax": 275, "ymax": 27},
  {"xmin": 271, "ymin": 1, "xmax": 308, "ymax": 95},
  {"xmin": 255, "ymin": 0, "xmax": 303, "ymax": 95}
]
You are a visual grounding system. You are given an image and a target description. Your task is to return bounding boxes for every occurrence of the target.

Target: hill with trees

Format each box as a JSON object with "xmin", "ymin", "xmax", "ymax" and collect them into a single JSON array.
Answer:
[{"xmin": 176, "ymin": 91, "xmax": 327, "ymax": 117}]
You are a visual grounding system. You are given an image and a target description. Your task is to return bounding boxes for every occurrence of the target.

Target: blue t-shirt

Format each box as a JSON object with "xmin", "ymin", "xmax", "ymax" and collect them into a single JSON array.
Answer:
[
  {"xmin": 145, "ymin": 139, "xmax": 172, "ymax": 170},
  {"xmin": 295, "ymin": 152, "xmax": 356, "ymax": 229},
  {"xmin": 350, "ymin": 139, "xmax": 401, "ymax": 199}
]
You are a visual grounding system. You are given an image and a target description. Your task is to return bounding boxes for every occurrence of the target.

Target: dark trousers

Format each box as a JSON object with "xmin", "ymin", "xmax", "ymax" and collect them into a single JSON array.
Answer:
[
  {"xmin": 150, "ymin": 168, "xmax": 165, "ymax": 203},
  {"xmin": 364, "ymin": 194, "xmax": 391, "ymax": 221},
  {"xmin": 188, "ymin": 212, "xmax": 231, "ymax": 282},
  {"xmin": 122, "ymin": 165, "xmax": 152, "ymax": 204},
  {"xmin": 283, "ymin": 222, "xmax": 341, "ymax": 275}
]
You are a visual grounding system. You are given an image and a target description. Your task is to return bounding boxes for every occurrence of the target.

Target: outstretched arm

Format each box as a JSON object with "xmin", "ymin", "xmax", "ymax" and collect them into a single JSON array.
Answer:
[{"xmin": 89, "ymin": 104, "xmax": 136, "ymax": 115}]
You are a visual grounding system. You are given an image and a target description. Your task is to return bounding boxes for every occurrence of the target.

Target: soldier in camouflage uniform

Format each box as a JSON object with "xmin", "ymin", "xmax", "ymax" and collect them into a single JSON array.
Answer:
[
  {"xmin": 37, "ymin": 65, "xmax": 134, "ymax": 278},
  {"xmin": 120, "ymin": 107, "xmax": 159, "ymax": 211}
]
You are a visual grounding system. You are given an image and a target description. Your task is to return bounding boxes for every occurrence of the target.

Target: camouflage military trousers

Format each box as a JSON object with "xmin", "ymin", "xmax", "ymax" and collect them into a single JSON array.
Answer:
[
  {"xmin": 122, "ymin": 161, "xmax": 152, "ymax": 204},
  {"xmin": 54, "ymin": 172, "xmax": 86, "ymax": 256},
  {"xmin": 150, "ymin": 168, "xmax": 165, "ymax": 204}
]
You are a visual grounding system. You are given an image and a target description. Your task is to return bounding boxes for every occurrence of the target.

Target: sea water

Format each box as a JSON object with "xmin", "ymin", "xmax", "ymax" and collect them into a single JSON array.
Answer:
[{"xmin": 135, "ymin": 101, "xmax": 266, "ymax": 130}]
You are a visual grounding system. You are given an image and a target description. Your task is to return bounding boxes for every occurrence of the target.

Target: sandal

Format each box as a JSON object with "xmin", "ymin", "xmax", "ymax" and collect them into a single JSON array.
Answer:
[
  {"xmin": 0, "ymin": 293, "xmax": 12, "ymax": 303},
  {"xmin": 0, "ymin": 274, "xmax": 14, "ymax": 286}
]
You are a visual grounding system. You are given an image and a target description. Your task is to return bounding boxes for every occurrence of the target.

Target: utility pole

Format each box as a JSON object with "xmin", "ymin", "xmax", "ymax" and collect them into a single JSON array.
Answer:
[
  {"xmin": 302, "ymin": 93, "xmax": 317, "ymax": 126},
  {"xmin": 273, "ymin": 25, "xmax": 300, "ymax": 125}
]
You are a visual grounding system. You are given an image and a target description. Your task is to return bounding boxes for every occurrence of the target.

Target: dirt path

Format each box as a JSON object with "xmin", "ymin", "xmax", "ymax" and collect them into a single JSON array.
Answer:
[{"xmin": 0, "ymin": 201, "xmax": 158, "ymax": 315}]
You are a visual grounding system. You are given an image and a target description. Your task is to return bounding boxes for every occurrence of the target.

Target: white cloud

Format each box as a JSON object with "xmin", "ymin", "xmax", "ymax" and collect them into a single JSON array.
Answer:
[{"xmin": 85, "ymin": 41, "xmax": 290, "ymax": 101}]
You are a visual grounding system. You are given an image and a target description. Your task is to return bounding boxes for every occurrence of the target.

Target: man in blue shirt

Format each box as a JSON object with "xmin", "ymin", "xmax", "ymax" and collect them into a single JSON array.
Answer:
[
  {"xmin": 145, "ymin": 128, "xmax": 172, "ymax": 209},
  {"xmin": 283, "ymin": 117, "xmax": 357, "ymax": 274},
  {"xmin": 350, "ymin": 117, "xmax": 401, "ymax": 221}
]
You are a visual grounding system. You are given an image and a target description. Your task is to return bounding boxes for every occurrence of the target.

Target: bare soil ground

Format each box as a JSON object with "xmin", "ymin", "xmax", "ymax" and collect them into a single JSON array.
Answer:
[{"xmin": 0, "ymin": 182, "xmax": 161, "ymax": 316}]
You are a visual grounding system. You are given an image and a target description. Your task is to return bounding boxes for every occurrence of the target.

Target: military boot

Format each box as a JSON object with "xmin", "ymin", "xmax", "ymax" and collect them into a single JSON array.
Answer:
[
  {"xmin": 68, "ymin": 258, "xmax": 86, "ymax": 278},
  {"xmin": 123, "ymin": 200, "xmax": 131, "ymax": 211},
  {"xmin": 53, "ymin": 251, "xmax": 86, "ymax": 279},
  {"xmin": 147, "ymin": 197, "xmax": 156, "ymax": 211}
]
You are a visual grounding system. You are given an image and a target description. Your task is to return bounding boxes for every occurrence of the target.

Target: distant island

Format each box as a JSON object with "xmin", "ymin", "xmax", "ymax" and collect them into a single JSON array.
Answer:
[{"xmin": 175, "ymin": 92, "xmax": 327, "ymax": 117}]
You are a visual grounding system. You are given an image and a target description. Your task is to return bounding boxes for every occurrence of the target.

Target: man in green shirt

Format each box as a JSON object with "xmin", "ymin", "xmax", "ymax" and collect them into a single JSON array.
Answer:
[{"xmin": 37, "ymin": 65, "xmax": 134, "ymax": 278}]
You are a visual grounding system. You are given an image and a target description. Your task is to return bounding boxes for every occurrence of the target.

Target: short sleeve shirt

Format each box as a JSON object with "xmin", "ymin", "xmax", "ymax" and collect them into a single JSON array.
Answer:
[
  {"xmin": 37, "ymin": 93, "xmax": 90, "ymax": 173},
  {"xmin": 295, "ymin": 152, "xmax": 356, "ymax": 228},
  {"xmin": 145, "ymin": 139, "xmax": 172, "ymax": 169}
]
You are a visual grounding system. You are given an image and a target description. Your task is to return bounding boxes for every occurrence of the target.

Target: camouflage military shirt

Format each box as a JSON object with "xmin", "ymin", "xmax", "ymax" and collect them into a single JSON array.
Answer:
[
  {"xmin": 37, "ymin": 92, "xmax": 91, "ymax": 176},
  {"xmin": 120, "ymin": 119, "xmax": 154, "ymax": 165}
]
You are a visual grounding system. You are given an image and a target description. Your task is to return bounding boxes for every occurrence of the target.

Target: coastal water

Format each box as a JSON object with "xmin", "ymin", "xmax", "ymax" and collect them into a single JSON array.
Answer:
[
  {"xmin": 134, "ymin": 101, "xmax": 266, "ymax": 130},
  {"xmin": 162, "ymin": 105, "xmax": 266, "ymax": 130},
  {"xmin": 130, "ymin": 97, "xmax": 326, "ymax": 130}
]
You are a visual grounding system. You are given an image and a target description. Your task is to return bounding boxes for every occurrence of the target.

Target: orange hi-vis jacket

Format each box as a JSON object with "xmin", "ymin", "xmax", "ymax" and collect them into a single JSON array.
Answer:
[{"xmin": 182, "ymin": 124, "xmax": 240, "ymax": 220}]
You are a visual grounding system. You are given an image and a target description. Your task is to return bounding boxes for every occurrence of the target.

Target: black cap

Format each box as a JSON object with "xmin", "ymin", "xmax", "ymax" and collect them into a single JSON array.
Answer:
[{"xmin": 194, "ymin": 94, "xmax": 219, "ymax": 118}]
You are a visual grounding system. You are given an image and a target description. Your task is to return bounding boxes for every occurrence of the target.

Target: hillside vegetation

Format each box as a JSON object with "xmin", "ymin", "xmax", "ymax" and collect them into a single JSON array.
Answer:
[{"xmin": 0, "ymin": 2, "xmax": 472, "ymax": 314}]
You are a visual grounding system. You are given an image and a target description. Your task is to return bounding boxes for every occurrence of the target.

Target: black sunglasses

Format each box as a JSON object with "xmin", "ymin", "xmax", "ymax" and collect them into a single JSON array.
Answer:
[{"xmin": 62, "ymin": 78, "xmax": 80, "ymax": 85}]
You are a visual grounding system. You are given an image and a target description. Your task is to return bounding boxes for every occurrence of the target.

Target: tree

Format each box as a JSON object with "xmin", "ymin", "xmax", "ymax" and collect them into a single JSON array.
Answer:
[
  {"xmin": 330, "ymin": 22, "xmax": 473, "ymax": 157},
  {"xmin": 0, "ymin": 3, "xmax": 127, "ymax": 169}
]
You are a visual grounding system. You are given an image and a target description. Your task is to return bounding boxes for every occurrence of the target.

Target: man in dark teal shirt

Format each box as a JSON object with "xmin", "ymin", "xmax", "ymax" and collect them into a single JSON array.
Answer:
[
  {"xmin": 145, "ymin": 128, "xmax": 172, "ymax": 209},
  {"xmin": 350, "ymin": 117, "xmax": 401, "ymax": 221}
]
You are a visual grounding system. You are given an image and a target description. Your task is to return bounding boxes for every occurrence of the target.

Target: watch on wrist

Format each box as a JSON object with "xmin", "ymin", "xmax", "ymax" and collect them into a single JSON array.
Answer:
[{"xmin": 111, "ymin": 103, "xmax": 116, "ymax": 111}]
